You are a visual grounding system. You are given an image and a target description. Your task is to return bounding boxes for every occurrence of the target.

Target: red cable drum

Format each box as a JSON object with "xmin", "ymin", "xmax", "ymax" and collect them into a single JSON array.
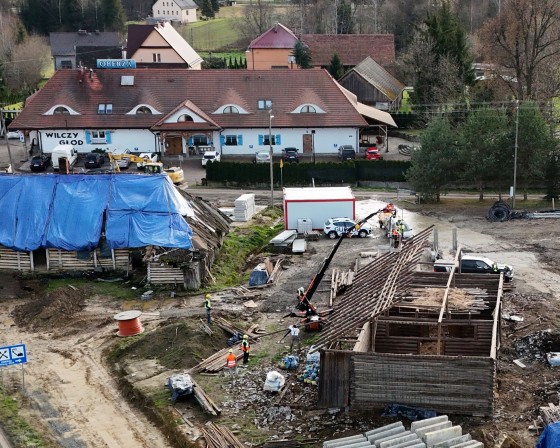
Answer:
[{"xmin": 114, "ymin": 310, "xmax": 144, "ymax": 337}]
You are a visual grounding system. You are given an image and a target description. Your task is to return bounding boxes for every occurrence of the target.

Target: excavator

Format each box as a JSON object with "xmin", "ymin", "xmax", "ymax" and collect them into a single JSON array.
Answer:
[
  {"xmin": 107, "ymin": 153, "xmax": 184, "ymax": 184},
  {"xmin": 288, "ymin": 207, "xmax": 385, "ymax": 331}
]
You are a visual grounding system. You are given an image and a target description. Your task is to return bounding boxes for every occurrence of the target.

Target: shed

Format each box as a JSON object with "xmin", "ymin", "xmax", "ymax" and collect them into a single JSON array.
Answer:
[{"xmin": 283, "ymin": 187, "xmax": 355, "ymax": 231}]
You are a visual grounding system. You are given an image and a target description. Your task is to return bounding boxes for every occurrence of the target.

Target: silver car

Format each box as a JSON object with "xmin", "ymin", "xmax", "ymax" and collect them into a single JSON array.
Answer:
[{"xmin": 116, "ymin": 149, "xmax": 132, "ymax": 169}]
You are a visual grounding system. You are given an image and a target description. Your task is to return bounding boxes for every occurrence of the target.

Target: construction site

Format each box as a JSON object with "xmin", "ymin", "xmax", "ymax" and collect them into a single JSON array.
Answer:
[{"xmin": 0, "ymin": 193, "xmax": 560, "ymax": 448}]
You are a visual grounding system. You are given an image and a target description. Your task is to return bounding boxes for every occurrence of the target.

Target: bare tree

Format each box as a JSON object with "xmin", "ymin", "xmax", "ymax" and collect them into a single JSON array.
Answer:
[
  {"xmin": 4, "ymin": 35, "xmax": 50, "ymax": 91},
  {"xmin": 480, "ymin": 0, "xmax": 560, "ymax": 100},
  {"xmin": 235, "ymin": 0, "xmax": 274, "ymax": 44}
]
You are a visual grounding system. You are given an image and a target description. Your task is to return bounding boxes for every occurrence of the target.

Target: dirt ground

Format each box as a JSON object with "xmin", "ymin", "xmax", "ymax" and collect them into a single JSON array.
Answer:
[{"xmin": 1, "ymin": 196, "xmax": 560, "ymax": 448}]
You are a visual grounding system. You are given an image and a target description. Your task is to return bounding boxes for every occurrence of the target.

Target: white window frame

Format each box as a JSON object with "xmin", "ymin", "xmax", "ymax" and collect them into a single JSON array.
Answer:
[{"xmin": 91, "ymin": 130, "xmax": 107, "ymax": 144}]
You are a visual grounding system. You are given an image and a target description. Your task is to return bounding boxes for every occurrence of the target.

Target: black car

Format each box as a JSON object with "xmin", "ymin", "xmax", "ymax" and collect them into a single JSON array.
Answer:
[
  {"xmin": 84, "ymin": 152, "xmax": 105, "ymax": 169},
  {"xmin": 282, "ymin": 147, "xmax": 300, "ymax": 163},
  {"xmin": 337, "ymin": 145, "xmax": 356, "ymax": 161},
  {"xmin": 30, "ymin": 154, "xmax": 52, "ymax": 172}
]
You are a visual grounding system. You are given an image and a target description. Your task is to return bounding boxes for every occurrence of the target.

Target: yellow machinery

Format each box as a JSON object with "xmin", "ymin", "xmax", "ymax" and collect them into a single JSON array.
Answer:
[{"xmin": 107, "ymin": 153, "xmax": 185, "ymax": 184}]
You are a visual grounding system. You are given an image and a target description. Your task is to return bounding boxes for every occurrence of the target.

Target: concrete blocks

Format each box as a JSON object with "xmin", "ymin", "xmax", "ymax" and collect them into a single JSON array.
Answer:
[
  {"xmin": 432, "ymin": 434, "xmax": 472, "ymax": 448},
  {"xmin": 414, "ymin": 422, "xmax": 452, "ymax": 439},
  {"xmin": 365, "ymin": 422, "xmax": 405, "ymax": 437},
  {"xmin": 324, "ymin": 435, "xmax": 367, "ymax": 448},
  {"xmin": 379, "ymin": 433, "xmax": 422, "ymax": 448},
  {"xmin": 423, "ymin": 426, "xmax": 462, "ymax": 446},
  {"xmin": 410, "ymin": 416, "xmax": 449, "ymax": 433},
  {"xmin": 367, "ymin": 427, "xmax": 407, "ymax": 446}
]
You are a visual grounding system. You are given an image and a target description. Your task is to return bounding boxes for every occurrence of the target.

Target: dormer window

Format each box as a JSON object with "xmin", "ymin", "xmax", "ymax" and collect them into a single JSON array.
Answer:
[
  {"xmin": 53, "ymin": 106, "xmax": 70, "ymax": 115},
  {"xmin": 98, "ymin": 103, "xmax": 112, "ymax": 114},
  {"xmin": 177, "ymin": 114, "xmax": 194, "ymax": 122},
  {"xmin": 300, "ymin": 105, "xmax": 316, "ymax": 113},
  {"xmin": 258, "ymin": 99, "xmax": 272, "ymax": 110},
  {"xmin": 223, "ymin": 106, "xmax": 239, "ymax": 114},
  {"xmin": 136, "ymin": 106, "xmax": 152, "ymax": 115}
]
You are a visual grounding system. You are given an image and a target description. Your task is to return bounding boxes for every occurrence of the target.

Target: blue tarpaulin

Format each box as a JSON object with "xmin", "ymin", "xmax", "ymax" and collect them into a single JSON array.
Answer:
[
  {"xmin": 537, "ymin": 422, "xmax": 560, "ymax": 448},
  {"xmin": 0, "ymin": 174, "xmax": 193, "ymax": 251}
]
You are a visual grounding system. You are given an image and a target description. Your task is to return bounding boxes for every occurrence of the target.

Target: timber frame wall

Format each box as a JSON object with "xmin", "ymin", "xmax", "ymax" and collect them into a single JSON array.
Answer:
[
  {"xmin": 0, "ymin": 246, "xmax": 33, "ymax": 271},
  {"xmin": 47, "ymin": 248, "xmax": 130, "ymax": 271},
  {"xmin": 318, "ymin": 271, "xmax": 503, "ymax": 416}
]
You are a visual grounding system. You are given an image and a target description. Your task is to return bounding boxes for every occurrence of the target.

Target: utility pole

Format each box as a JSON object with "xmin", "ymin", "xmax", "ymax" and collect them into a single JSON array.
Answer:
[
  {"xmin": 512, "ymin": 100, "xmax": 519, "ymax": 209},
  {"xmin": 269, "ymin": 108, "xmax": 274, "ymax": 207}
]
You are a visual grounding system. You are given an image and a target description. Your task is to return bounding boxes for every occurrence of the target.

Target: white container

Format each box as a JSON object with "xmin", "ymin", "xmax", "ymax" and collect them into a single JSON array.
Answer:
[{"xmin": 297, "ymin": 218, "xmax": 313, "ymax": 234}]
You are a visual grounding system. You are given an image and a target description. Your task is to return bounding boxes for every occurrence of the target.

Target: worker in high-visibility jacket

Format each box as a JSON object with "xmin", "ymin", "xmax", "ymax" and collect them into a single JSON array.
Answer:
[
  {"xmin": 391, "ymin": 227, "xmax": 399, "ymax": 248},
  {"xmin": 225, "ymin": 349, "xmax": 237, "ymax": 375},
  {"xmin": 240, "ymin": 334, "xmax": 250, "ymax": 365},
  {"xmin": 203, "ymin": 294, "xmax": 212, "ymax": 324}
]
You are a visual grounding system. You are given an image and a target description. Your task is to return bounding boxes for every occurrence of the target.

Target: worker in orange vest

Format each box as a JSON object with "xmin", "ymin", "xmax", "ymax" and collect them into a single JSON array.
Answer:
[
  {"xmin": 391, "ymin": 227, "xmax": 399, "ymax": 248},
  {"xmin": 225, "ymin": 349, "xmax": 237, "ymax": 376},
  {"xmin": 240, "ymin": 334, "xmax": 250, "ymax": 365}
]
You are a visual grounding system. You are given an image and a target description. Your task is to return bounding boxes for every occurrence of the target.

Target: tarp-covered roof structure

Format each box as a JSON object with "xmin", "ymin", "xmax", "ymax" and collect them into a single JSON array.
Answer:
[{"xmin": 0, "ymin": 174, "xmax": 193, "ymax": 251}]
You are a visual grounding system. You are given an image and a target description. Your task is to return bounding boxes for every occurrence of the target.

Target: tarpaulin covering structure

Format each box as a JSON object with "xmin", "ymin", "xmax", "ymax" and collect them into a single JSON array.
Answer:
[
  {"xmin": 0, "ymin": 174, "xmax": 193, "ymax": 251},
  {"xmin": 537, "ymin": 422, "xmax": 560, "ymax": 448}
]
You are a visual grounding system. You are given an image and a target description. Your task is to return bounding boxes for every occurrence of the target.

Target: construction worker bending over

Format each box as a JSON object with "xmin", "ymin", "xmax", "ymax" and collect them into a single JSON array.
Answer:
[
  {"xmin": 225, "ymin": 349, "xmax": 237, "ymax": 376},
  {"xmin": 241, "ymin": 335, "xmax": 250, "ymax": 365},
  {"xmin": 281, "ymin": 325, "xmax": 301, "ymax": 353},
  {"xmin": 203, "ymin": 294, "xmax": 212, "ymax": 324}
]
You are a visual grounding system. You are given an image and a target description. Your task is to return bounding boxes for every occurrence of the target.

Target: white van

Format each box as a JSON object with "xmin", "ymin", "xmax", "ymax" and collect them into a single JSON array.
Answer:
[{"xmin": 50, "ymin": 145, "xmax": 78, "ymax": 170}]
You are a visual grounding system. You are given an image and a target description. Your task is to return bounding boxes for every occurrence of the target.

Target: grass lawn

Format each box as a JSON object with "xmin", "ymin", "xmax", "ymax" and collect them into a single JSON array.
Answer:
[{"xmin": 178, "ymin": 17, "xmax": 242, "ymax": 51}]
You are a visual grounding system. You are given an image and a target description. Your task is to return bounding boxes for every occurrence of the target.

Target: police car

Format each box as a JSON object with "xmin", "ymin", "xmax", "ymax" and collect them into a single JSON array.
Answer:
[{"xmin": 323, "ymin": 218, "xmax": 372, "ymax": 239}]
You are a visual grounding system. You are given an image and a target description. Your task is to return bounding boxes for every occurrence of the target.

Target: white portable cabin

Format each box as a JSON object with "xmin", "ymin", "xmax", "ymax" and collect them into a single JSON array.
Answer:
[{"xmin": 283, "ymin": 187, "xmax": 356, "ymax": 230}]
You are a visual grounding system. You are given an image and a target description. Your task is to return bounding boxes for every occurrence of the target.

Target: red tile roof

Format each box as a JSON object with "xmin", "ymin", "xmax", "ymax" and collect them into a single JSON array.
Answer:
[
  {"xmin": 302, "ymin": 34, "xmax": 395, "ymax": 67},
  {"xmin": 248, "ymin": 23, "xmax": 298, "ymax": 49},
  {"xmin": 11, "ymin": 69, "xmax": 367, "ymax": 131}
]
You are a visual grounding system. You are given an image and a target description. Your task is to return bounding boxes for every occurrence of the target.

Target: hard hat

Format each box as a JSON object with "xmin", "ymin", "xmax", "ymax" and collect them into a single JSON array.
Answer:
[
  {"xmin": 205, "ymin": 293, "xmax": 211, "ymax": 299},
  {"xmin": 229, "ymin": 349, "xmax": 233, "ymax": 353},
  {"xmin": 243, "ymin": 334, "xmax": 248, "ymax": 339},
  {"xmin": 297, "ymin": 287, "xmax": 304, "ymax": 295}
]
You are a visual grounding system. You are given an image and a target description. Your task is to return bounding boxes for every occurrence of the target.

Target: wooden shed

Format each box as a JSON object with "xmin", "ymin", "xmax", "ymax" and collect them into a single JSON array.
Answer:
[{"xmin": 315, "ymin": 240, "xmax": 502, "ymax": 417}]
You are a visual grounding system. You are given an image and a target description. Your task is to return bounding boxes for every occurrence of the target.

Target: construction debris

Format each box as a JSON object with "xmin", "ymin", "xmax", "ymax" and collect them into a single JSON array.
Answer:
[
  {"xmin": 540, "ymin": 402, "xmax": 560, "ymax": 426},
  {"xmin": 329, "ymin": 268, "xmax": 355, "ymax": 307},
  {"xmin": 192, "ymin": 379, "xmax": 222, "ymax": 416},
  {"xmin": 202, "ymin": 422, "xmax": 245, "ymax": 448},
  {"xmin": 487, "ymin": 200, "xmax": 560, "ymax": 222}
]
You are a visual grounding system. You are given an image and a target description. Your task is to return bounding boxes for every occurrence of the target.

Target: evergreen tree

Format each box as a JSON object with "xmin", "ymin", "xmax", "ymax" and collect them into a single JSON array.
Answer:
[
  {"xmin": 21, "ymin": 0, "xmax": 56, "ymax": 35},
  {"xmin": 101, "ymin": 0, "xmax": 126, "ymax": 32},
  {"xmin": 336, "ymin": 0, "xmax": 353, "ymax": 34},
  {"xmin": 292, "ymin": 41, "xmax": 312, "ymax": 69},
  {"xmin": 210, "ymin": 0, "xmax": 220, "ymax": 15},
  {"xmin": 62, "ymin": 0, "xmax": 83, "ymax": 31},
  {"xmin": 424, "ymin": 0, "xmax": 474, "ymax": 87},
  {"xmin": 328, "ymin": 53, "xmax": 344, "ymax": 79},
  {"xmin": 545, "ymin": 150, "xmax": 560, "ymax": 200},
  {"xmin": 199, "ymin": 0, "xmax": 214, "ymax": 18},
  {"xmin": 228, "ymin": 56, "xmax": 233, "ymax": 68}
]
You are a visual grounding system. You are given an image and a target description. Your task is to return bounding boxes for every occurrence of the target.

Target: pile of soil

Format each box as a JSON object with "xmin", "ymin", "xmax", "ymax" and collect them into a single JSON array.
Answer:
[{"xmin": 12, "ymin": 286, "xmax": 86, "ymax": 329}]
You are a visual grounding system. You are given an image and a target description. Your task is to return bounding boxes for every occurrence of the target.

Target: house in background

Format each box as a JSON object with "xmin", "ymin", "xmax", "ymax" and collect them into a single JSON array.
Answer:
[
  {"xmin": 339, "ymin": 56, "xmax": 405, "ymax": 111},
  {"xmin": 127, "ymin": 22, "xmax": 203, "ymax": 69},
  {"xmin": 246, "ymin": 23, "xmax": 298, "ymax": 70},
  {"xmin": 245, "ymin": 24, "xmax": 396, "ymax": 73},
  {"xmin": 50, "ymin": 30, "xmax": 124, "ymax": 70},
  {"xmin": 152, "ymin": 0, "xmax": 198, "ymax": 23},
  {"xmin": 301, "ymin": 34, "xmax": 396, "ymax": 71},
  {"xmin": 9, "ymin": 68, "xmax": 396, "ymax": 157}
]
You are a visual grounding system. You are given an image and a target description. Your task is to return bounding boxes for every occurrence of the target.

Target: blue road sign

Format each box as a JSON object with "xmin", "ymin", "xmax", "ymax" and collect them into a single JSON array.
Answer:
[{"xmin": 0, "ymin": 344, "xmax": 27, "ymax": 367}]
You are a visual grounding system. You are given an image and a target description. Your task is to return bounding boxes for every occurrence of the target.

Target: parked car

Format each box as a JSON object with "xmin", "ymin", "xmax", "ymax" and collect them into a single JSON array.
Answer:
[
  {"xmin": 365, "ymin": 147, "xmax": 383, "ymax": 160},
  {"xmin": 201, "ymin": 150, "xmax": 221, "ymax": 167},
  {"xmin": 282, "ymin": 147, "xmax": 300, "ymax": 163},
  {"xmin": 434, "ymin": 254, "xmax": 514, "ymax": 281},
  {"xmin": 323, "ymin": 217, "xmax": 372, "ymax": 239},
  {"xmin": 6, "ymin": 130, "xmax": 21, "ymax": 140},
  {"xmin": 114, "ymin": 149, "xmax": 132, "ymax": 169},
  {"xmin": 136, "ymin": 152, "xmax": 159, "ymax": 170},
  {"xmin": 337, "ymin": 145, "xmax": 356, "ymax": 161},
  {"xmin": 29, "ymin": 154, "xmax": 52, "ymax": 172},
  {"xmin": 254, "ymin": 152, "xmax": 271, "ymax": 164},
  {"xmin": 84, "ymin": 152, "xmax": 105, "ymax": 169}
]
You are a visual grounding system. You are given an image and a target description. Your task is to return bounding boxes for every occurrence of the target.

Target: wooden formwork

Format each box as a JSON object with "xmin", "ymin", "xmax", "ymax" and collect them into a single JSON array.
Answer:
[
  {"xmin": 147, "ymin": 263, "xmax": 186, "ymax": 287},
  {"xmin": 47, "ymin": 248, "xmax": 129, "ymax": 271},
  {"xmin": 0, "ymin": 246, "xmax": 33, "ymax": 271}
]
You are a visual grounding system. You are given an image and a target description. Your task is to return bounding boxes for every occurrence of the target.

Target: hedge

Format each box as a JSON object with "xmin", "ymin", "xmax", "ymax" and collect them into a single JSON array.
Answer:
[{"xmin": 205, "ymin": 160, "xmax": 411, "ymax": 185}]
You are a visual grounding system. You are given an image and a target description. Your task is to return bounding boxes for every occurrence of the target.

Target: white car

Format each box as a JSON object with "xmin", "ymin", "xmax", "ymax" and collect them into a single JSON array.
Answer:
[
  {"xmin": 5, "ymin": 130, "xmax": 21, "ymax": 139},
  {"xmin": 254, "ymin": 152, "xmax": 271, "ymax": 164},
  {"xmin": 136, "ymin": 152, "xmax": 159, "ymax": 170},
  {"xmin": 202, "ymin": 151, "xmax": 221, "ymax": 166},
  {"xmin": 323, "ymin": 218, "xmax": 372, "ymax": 239}
]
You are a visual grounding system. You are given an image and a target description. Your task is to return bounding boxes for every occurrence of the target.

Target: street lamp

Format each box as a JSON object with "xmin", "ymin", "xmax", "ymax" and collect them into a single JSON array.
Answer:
[{"xmin": 269, "ymin": 109, "xmax": 274, "ymax": 207}]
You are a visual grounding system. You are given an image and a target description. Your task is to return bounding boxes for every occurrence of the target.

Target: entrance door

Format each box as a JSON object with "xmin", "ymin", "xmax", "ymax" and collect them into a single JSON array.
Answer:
[
  {"xmin": 302, "ymin": 134, "xmax": 312, "ymax": 153},
  {"xmin": 166, "ymin": 137, "xmax": 182, "ymax": 155}
]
